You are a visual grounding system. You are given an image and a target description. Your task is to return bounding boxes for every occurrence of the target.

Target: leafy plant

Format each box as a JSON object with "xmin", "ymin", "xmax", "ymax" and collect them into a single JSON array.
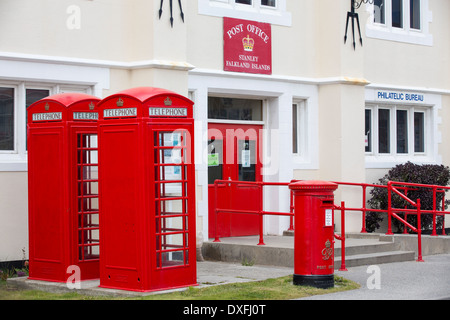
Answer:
[{"xmin": 367, "ymin": 162, "xmax": 450, "ymax": 233}]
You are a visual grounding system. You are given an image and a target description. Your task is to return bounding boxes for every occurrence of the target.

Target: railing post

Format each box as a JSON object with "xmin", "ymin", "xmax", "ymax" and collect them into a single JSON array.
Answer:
[
  {"xmin": 443, "ymin": 192, "xmax": 447, "ymax": 236},
  {"xmin": 403, "ymin": 188, "xmax": 409, "ymax": 234},
  {"xmin": 360, "ymin": 185, "xmax": 367, "ymax": 233},
  {"xmin": 289, "ymin": 190, "xmax": 294, "ymax": 231},
  {"xmin": 432, "ymin": 186, "xmax": 437, "ymax": 236},
  {"xmin": 387, "ymin": 181, "xmax": 394, "ymax": 235},
  {"xmin": 339, "ymin": 201, "xmax": 348, "ymax": 271},
  {"xmin": 258, "ymin": 182, "xmax": 265, "ymax": 246},
  {"xmin": 417, "ymin": 199, "xmax": 424, "ymax": 262},
  {"xmin": 213, "ymin": 181, "xmax": 221, "ymax": 243}
]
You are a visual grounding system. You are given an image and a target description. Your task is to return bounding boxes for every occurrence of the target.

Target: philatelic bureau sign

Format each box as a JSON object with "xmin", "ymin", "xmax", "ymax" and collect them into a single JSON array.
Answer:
[{"xmin": 224, "ymin": 17, "xmax": 272, "ymax": 75}]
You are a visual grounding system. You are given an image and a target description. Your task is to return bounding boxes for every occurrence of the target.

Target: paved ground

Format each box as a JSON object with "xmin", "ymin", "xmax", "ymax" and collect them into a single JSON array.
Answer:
[
  {"xmin": 299, "ymin": 253, "xmax": 450, "ymax": 300},
  {"xmin": 8, "ymin": 254, "xmax": 450, "ymax": 300}
]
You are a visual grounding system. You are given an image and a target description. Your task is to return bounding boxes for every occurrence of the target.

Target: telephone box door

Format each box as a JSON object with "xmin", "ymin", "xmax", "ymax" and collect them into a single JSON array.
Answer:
[{"xmin": 150, "ymin": 125, "xmax": 196, "ymax": 288}]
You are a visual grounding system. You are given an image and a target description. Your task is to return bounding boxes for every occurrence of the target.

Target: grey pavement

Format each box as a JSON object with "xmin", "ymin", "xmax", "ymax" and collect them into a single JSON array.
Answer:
[{"xmin": 299, "ymin": 253, "xmax": 450, "ymax": 300}]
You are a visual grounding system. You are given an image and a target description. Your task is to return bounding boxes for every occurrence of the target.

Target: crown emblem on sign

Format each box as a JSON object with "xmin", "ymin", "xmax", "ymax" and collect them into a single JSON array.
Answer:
[
  {"xmin": 164, "ymin": 97, "xmax": 172, "ymax": 106},
  {"xmin": 116, "ymin": 98, "xmax": 124, "ymax": 107},
  {"xmin": 89, "ymin": 102, "xmax": 95, "ymax": 111},
  {"xmin": 242, "ymin": 35, "xmax": 255, "ymax": 52},
  {"xmin": 44, "ymin": 103, "xmax": 50, "ymax": 111},
  {"xmin": 325, "ymin": 240, "xmax": 331, "ymax": 248}
]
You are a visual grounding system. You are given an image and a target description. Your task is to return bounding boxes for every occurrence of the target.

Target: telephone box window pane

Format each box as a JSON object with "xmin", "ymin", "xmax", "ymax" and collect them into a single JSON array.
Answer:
[
  {"xmin": 154, "ymin": 130, "xmax": 189, "ymax": 269},
  {"xmin": 378, "ymin": 109, "xmax": 390, "ymax": 153},
  {"xmin": 77, "ymin": 133, "xmax": 100, "ymax": 261},
  {"xmin": 392, "ymin": 0, "xmax": 403, "ymax": 28},
  {"xmin": 0, "ymin": 87, "xmax": 14, "ymax": 151},
  {"xmin": 208, "ymin": 97, "xmax": 263, "ymax": 121},
  {"xmin": 396, "ymin": 110, "xmax": 408, "ymax": 154},
  {"xmin": 410, "ymin": 0, "xmax": 421, "ymax": 29},
  {"xmin": 365, "ymin": 109, "xmax": 372, "ymax": 152},
  {"xmin": 374, "ymin": 0, "xmax": 385, "ymax": 24},
  {"xmin": 414, "ymin": 112, "xmax": 425, "ymax": 153}
]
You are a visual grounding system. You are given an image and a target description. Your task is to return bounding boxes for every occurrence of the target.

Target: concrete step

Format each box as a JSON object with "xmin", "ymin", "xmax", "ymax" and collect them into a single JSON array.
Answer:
[
  {"xmin": 201, "ymin": 234, "xmax": 417, "ymax": 269},
  {"xmin": 335, "ymin": 251, "xmax": 416, "ymax": 269}
]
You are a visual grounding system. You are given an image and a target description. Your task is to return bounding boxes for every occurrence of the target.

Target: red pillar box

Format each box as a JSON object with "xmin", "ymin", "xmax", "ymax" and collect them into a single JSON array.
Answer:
[
  {"xmin": 27, "ymin": 93, "xmax": 100, "ymax": 282},
  {"xmin": 288, "ymin": 181, "xmax": 338, "ymax": 289},
  {"xmin": 97, "ymin": 87, "xmax": 197, "ymax": 292}
]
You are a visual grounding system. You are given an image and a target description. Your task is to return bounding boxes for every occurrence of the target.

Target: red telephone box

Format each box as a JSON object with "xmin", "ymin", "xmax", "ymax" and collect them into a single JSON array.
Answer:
[
  {"xmin": 289, "ymin": 180, "xmax": 338, "ymax": 289},
  {"xmin": 27, "ymin": 93, "xmax": 100, "ymax": 282},
  {"xmin": 97, "ymin": 87, "xmax": 197, "ymax": 292}
]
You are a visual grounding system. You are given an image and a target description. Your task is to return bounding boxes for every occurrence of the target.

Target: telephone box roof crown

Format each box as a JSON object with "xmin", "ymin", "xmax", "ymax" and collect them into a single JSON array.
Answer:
[
  {"xmin": 107, "ymin": 87, "xmax": 193, "ymax": 104},
  {"xmin": 29, "ymin": 92, "xmax": 100, "ymax": 109}
]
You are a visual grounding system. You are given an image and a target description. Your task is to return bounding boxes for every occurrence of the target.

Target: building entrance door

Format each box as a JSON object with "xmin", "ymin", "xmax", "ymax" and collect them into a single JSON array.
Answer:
[{"xmin": 207, "ymin": 123, "xmax": 263, "ymax": 239}]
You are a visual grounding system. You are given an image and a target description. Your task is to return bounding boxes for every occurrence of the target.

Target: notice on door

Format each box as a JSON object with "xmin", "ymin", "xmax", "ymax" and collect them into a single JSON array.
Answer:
[
  {"xmin": 208, "ymin": 153, "xmax": 219, "ymax": 167},
  {"xmin": 223, "ymin": 17, "xmax": 272, "ymax": 75}
]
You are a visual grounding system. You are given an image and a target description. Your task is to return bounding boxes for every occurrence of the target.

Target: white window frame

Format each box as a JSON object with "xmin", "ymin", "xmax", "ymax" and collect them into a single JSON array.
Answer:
[
  {"xmin": 198, "ymin": 0, "xmax": 291, "ymax": 26},
  {"xmin": 292, "ymin": 100, "xmax": 307, "ymax": 157},
  {"xmin": 365, "ymin": 103, "xmax": 432, "ymax": 161},
  {"xmin": 0, "ymin": 53, "xmax": 109, "ymax": 172},
  {"xmin": 365, "ymin": 0, "xmax": 433, "ymax": 46},
  {"xmin": 0, "ymin": 81, "xmax": 94, "ymax": 171}
]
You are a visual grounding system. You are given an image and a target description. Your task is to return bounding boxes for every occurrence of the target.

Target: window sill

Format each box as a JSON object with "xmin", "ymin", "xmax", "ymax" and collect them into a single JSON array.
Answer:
[
  {"xmin": 365, "ymin": 154, "xmax": 437, "ymax": 169},
  {"xmin": 198, "ymin": 0, "xmax": 292, "ymax": 26},
  {"xmin": 366, "ymin": 24, "xmax": 433, "ymax": 46}
]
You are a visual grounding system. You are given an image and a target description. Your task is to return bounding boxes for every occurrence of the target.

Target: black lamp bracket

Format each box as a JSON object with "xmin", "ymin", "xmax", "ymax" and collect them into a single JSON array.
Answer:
[{"xmin": 345, "ymin": 0, "xmax": 374, "ymax": 49}]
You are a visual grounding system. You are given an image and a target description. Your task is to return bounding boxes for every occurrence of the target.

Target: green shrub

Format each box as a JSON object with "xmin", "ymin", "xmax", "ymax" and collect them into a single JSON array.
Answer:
[{"xmin": 367, "ymin": 162, "xmax": 450, "ymax": 233}]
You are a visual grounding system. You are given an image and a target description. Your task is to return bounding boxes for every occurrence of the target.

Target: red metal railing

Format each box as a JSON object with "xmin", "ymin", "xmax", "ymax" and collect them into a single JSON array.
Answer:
[
  {"xmin": 213, "ymin": 180, "xmax": 294, "ymax": 246},
  {"xmin": 212, "ymin": 179, "xmax": 450, "ymax": 265}
]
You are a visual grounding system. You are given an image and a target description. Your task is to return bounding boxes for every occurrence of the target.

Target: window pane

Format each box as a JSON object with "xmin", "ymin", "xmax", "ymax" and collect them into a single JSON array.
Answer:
[
  {"xmin": 414, "ymin": 112, "xmax": 425, "ymax": 153},
  {"xmin": 208, "ymin": 97, "xmax": 262, "ymax": 121},
  {"xmin": 392, "ymin": 0, "xmax": 403, "ymax": 28},
  {"xmin": 396, "ymin": 110, "xmax": 408, "ymax": 154},
  {"xmin": 26, "ymin": 89, "xmax": 50, "ymax": 149},
  {"xmin": 208, "ymin": 138, "xmax": 223, "ymax": 184},
  {"xmin": 0, "ymin": 87, "xmax": 14, "ymax": 151},
  {"xmin": 378, "ymin": 109, "xmax": 390, "ymax": 153},
  {"xmin": 410, "ymin": 0, "xmax": 421, "ymax": 30},
  {"xmin": 235, "ymin": 0, "xmax": 252, "ymax": 4},
  {"xmin": 292, "ymin": 104, "xmax": 298, "ymax": 154},
  {"xmin": 374, "ymin": 0, "xmax": 385, "ymax": 24},
  {"xmin": 365, "ymin": 109, "xmax": 372, "ymax": 152},
  {"xmin": 26, "ymin": 89, "xmax": 50, "ymax": 109},
  {"xmin": 261, "ymin": 0, "xmax": 276, "ymax": 7}
]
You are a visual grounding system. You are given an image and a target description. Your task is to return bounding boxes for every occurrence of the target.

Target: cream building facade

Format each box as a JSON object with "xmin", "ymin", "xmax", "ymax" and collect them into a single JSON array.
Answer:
[{"xmin": 0, "ymin": 0, "xmax": 449, "ymax": 263}]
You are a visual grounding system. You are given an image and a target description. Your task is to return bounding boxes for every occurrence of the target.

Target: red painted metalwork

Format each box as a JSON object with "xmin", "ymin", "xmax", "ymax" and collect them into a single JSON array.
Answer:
[
  {"xmin": 213, "ymin": 180, "xmax": 294, "ymax": 246},
  {"xmin": 97, "ymin": 87, "xmax": 196, "ymax": 292},
  {"xmin": 334, "ymin": 201, "xmax": 348, "ymax": 271},
  {"xmin": 27, "ymin": 93, "xmax": 100, "ymax": 282},
  {"xmin": 208, "ymin": 123, "xmax": 263, "ymax": 239},
  {"xmin": 289, "ymin": 181, "xmax": 338, "ymax": 289},
  {"xmin": 213, "ymin": 178, "xmax": 450, "ymax": 267}
]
